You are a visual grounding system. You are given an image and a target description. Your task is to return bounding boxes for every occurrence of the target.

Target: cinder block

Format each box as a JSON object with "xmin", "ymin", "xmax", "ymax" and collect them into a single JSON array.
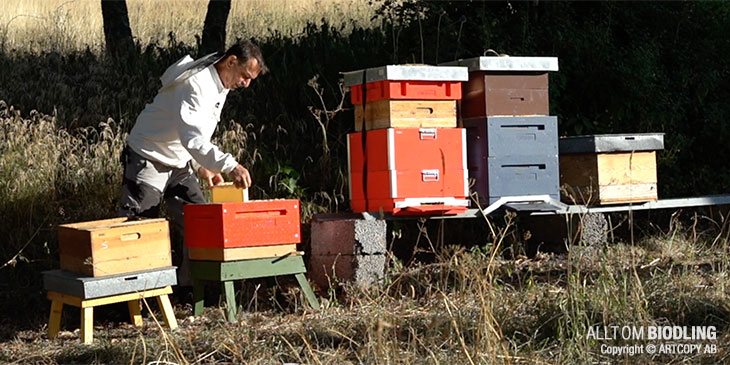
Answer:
[
  {"xmin": 521, "ymin": 213, "xmax": 608, "ymax": 249},
  {"xmin": 308, "ymin": 254, "xmax": 386, "ymax": 291},
  {"xmin": 311, "ymin": 214, "xmax": 386, "ymax": 255},
  {"xmin": 43, "ymin": 267, "xmax": 177, "ymax": 299}
]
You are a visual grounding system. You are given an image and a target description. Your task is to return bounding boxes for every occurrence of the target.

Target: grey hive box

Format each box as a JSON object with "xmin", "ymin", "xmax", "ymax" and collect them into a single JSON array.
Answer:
[
  {"xmin": 43, "ymin": 266, "xmax": 177, "ymax": 299},
  {"xmin": 464, "ymin": 116, "xmax": 559, "ymax": 204},
  {"xmin": 442, "ymin": 56, "xmax": 559, "ymax": 118},
  {"xmin": 559, "ymin": 133, "xmax": 664, "ymax": 205}
]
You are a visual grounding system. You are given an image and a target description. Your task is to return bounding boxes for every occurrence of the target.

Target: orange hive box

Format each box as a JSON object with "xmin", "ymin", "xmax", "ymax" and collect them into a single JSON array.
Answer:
[
  {"xmin": 343, "ymin": 65, "xmax": 468, "ymax": 105},
  {"xmin": 58, "ymin": 217, "xmax": 171, "ymax": 277},
  {"xmin": 350, "ymin": 80, "xmax": 462, "ymax": 104},
  {"xmin": 347, "ymin": 128, "xmax": 469, "ymax": 215},
  {"xmin": 183, "ymin": 199, "xmax": 300, "ymax": 248}
]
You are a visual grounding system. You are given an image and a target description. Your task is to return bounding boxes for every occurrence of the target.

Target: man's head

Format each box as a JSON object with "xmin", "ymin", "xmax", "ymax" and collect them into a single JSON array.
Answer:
[{"xmin": 214, "ymin": 39, "xmax": 268, "ymax": 90}]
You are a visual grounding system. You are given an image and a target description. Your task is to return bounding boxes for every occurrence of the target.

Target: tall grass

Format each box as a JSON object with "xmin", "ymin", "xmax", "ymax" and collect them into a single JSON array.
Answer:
[
  {"xmin": 2, "ymin": 208, "xmax": 729, "ymax": 363},
  {"xmin": 0, "ymin": 0, "xmax": 377, "ymax": 53}
]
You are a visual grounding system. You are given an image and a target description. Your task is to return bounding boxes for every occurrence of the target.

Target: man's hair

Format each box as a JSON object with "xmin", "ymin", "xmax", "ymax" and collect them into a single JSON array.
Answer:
[{"xmin": 224, "ymin": 39, "xmax": 269, "ymax": 75}]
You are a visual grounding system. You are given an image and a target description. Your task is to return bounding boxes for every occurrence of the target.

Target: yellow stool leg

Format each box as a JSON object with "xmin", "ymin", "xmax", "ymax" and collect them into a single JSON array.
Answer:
[
  {"xmin": 128, "ymin": 300, "xmax": 143, "ymax": 327},
  {"xmin": 156, "ymin": 294, "xmax": 178, "ymax": 330},
  {"xmin": 80, "ymin": 306, "xmax": 94, "ymax": 344},
  {"xmin": 48, "ymin": 300, "xmax": 63, "ymax": 339}
]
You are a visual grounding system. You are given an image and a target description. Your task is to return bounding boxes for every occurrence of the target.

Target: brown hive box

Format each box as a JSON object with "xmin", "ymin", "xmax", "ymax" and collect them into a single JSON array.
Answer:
[
  {"xmin": 440, "ymin": 56, "xmax": 559, "ymax": 118},
  {"xmin": 58, "ymin": 217, "xmax": 171, "ymax": 277}
]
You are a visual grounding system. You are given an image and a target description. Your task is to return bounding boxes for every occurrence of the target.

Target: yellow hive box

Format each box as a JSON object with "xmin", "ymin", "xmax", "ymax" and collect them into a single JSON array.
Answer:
[
  {"xmin": 210, "ymin": 182, "xmax": 249, "ymax": 203},
  {"xmin": 58, "ymin": 217, "xmax": 171, "ymax": 277},
  {"xmin": 354, "ymin": 100, "xmax": 457, "ymax": 131},
  {"xmin": 560, "ymin": 151, "xmax": 658, "ymax": 205}
]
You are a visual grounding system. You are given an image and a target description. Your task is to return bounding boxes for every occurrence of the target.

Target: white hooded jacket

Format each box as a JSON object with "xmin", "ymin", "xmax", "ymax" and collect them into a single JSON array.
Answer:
[{"xmin": 126, "ymin": 53, "xmax": 239, "ymax": 174}]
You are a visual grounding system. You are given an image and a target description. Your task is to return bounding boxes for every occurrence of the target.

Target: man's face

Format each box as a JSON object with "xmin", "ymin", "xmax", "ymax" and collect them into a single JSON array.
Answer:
[{"xmin": 219, "ymin": 56, "xmax": 261, "ymax": 90}]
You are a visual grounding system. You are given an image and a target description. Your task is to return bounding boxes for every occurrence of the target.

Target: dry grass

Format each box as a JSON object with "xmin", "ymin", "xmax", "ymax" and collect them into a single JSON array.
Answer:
[
  {"xmin": 0, "ymin": 0, "xmax": 378, "ymax": 53},
  {"xmin": 3, "ymin": 224, "xmax": 730, "ymax": 363}
]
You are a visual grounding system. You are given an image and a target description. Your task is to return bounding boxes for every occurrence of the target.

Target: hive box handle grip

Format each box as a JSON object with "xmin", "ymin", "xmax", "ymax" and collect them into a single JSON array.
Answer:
[
  {"xmin": 235, "ymin": 210, "xmax": 286, "ymax": 218},
  {"xmin": 120, "ymin": 232, "xmax": 141, "ymax": 241},
  {"xmin": 415, "ymin": 107, "xmax": 434, "ymax": 115}
]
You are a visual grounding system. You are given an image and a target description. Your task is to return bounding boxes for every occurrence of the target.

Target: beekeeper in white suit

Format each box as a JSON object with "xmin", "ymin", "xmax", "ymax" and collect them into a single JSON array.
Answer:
[{"xmin": 118, "ymin": 39, "xmax": 267, "ymax": 285}]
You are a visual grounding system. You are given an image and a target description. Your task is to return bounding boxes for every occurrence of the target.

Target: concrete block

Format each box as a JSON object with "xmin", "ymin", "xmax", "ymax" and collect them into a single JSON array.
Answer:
[
  {"xmin": 311, "ymin": 213, "xmax": 386, "ymax": 255},
  {"xmin": 521, "ymin": 213, "xmax": 608, "ymax": 251},
  {"xmin": 308, "ymin": 254, "xmax": 386, "ymax": 291},
  {"xmin": 43, "ymin": 267, "xmax": 177, "ymax": 299}
]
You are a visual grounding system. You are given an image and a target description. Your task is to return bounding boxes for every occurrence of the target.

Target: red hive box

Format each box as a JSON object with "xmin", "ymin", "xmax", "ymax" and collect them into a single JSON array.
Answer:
[
  {"xmin": 350, "ymin": 80, "xmax": 462, "ymax": 105},
  {"xmin": 183, "ymin": 200, "xmax": 300, "ymax": 248},
  {"xmin": 347, "ymin": 128, "xmax": 469, "ymax": 214}
]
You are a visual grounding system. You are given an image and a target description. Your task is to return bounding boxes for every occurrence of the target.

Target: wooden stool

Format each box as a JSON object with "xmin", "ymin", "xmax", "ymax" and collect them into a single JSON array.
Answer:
[
  {"xmin": 191, "ymin": 255, "xmax": 320, "ymax": 322},
  {"xmin": 47, "ymin": 286, "xmax": 178, "ymax": 344},
  {"xmin": 43, "ymin": 267, "xmax": 179, "ymax": 344}
]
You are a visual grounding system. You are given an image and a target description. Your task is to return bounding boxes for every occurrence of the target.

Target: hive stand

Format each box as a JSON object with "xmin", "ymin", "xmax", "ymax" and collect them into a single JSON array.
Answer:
[
  {"xmin": 191, "ymin": 255, "xmax": 319, "ymax": 322},
  {"xmin": 43, "ymin": 268, "xmax": 178, "ymax": 344}
]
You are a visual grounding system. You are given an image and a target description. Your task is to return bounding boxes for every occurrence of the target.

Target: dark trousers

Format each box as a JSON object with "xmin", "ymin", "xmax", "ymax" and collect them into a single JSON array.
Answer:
[{"xmin": 118, "ymin": 146, "xmax": 206, "ymax": 285}]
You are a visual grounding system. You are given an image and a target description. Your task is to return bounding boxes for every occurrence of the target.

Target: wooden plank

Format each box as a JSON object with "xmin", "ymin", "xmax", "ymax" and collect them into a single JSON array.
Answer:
[
  {"xmin": 48, "ymin": 291, "xmax": 83, "ymax": 307},
  {"xmin": 128, "ymin": 300, "xmax": 143, "ymax": 327},
  {"xmin": 156, "ymin": 295, "xmax": 178, "ymax": 330},
  {"xmin": 58, "ymin": 228, "xmax": 94, "ymax": 276},
  {"xmin": 193, "ymin": 280, "xmax": 205, "ymax": 316},
  {"xmin": 81, "ymin": 307, "xmax": 93, "ymax": 344},
  {"xmin": 295, "ymin": 273, "xmax": 320, "ymax": 310},
  {"xmin": 62, "ymin": 218, "xmax": 168, "ymax": 231},
  {"xmin": 60, "ymin": 217, "xmax": 129, "ymax": 230},
  {"xmin": 190, "ymin": 255, "xmax": 306, "ymax": 281},
  {"xmin": 188, "ymin": 244, "xmax": 298, "ymax": 261},
  {"xmin": 596, "ymin": 151, "xmax": 657, "ymax": 185},
  {"xmin": 48, "ymin": 300, "xmax": 63, "ymax": 339},
  {"xmin": 354, "ymin": 100, "xmax": 457, "ymax": 131},
  {"xmin": 598, "ymin": 183, "xmax": 658, "ymax": 204},
  {"xmin": 46, "ymin": 287, "xmax": 173, "ymax": 308},
  {"xmin": 222, "ymin": 281, "xmax": 237, "ymax": 323}
]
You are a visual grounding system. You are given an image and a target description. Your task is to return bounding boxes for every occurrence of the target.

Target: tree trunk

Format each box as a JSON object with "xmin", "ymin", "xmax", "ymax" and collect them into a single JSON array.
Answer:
[
  {"xmin": 100, "ymin": 0, "xmax": 134, "ymax": 57},
  {"xmin": 200, "ymin": 0, "xmax": 232, "ymax": 55}
]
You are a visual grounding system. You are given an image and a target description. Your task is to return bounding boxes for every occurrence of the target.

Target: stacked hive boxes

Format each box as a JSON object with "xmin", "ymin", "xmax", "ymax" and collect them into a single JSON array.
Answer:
[
  {"xmin": 184, "ymin": 185, "xmax": 300, "ymax": 261},
  {"xmin": 558, "ymin": 133, "xmax": 664, "ymax": 205},
  {"xmin": 343, "ymin": 65, "xmax": 471, "ymax": 215},
  {"xmin": 443, "ymin": 57, "xmax": 560, "ymax": 205}
]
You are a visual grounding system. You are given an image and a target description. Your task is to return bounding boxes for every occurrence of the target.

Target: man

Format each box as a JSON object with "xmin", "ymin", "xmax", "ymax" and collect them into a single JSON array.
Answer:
[{"xmin": 119, "ymin": 39, "xmax": 268, "ymax": 284}]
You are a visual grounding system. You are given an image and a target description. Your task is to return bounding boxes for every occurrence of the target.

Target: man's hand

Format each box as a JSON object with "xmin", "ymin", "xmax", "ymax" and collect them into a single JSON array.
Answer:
[
  {"xmin": 197, "ymin": 166, "xmax": 224, "ymax": 187},
  {"xmin": 229, "ymin": 164, "xmax": 252, "ymax": 189}
]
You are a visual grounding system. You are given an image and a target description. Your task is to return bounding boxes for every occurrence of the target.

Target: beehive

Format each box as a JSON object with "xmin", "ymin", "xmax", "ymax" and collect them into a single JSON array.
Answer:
[
  {"xmin": 58, "ymin": 217, "xmax": 171, "ymax": 277},
  {"xmin": 559, "ymin": 134, "xmax": 664, "ymax": 205}
]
